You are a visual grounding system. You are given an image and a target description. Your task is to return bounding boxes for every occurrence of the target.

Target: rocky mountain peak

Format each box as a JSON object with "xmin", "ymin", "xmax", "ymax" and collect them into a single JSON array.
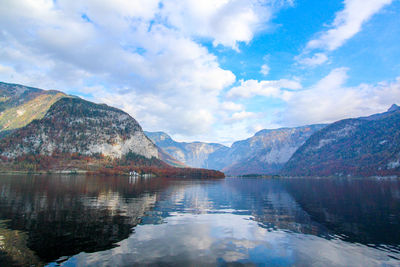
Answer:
[
  {"xmin": 0, "ymin": 97, "xmax": 159, "ymax": 159},
  {"xmin": 388, "ymin": 104, "xmax": 400, "ymax": 112}
]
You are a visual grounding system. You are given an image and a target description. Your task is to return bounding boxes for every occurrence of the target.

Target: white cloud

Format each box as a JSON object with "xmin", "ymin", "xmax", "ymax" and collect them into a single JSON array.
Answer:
[
  {"xmin": 228, "ymin": 111, "xmax": 257, "ymax": 122},
  {"xmin": 297, "ymin": 0, "xmax": 393, "ymax": 67},
  {"xmin": 4, "ymin": 0, "xmax": 397, "ymax": 146},
  {"xmin": 160, "ymin": 0, "xmax": 293, "ymax": 50},
  {"xmin": 260, "ymin": 64, "xmax": 270, "ymax": 76},
  {"xmin": 281, "ymin": 68, "xmax": 400, "ymax": 125},
  {"xmin": 0, "ymin": 0, "xmax": 293, "ymax": 142},
  {"xmin": 221, "ymin": 102, "xmax": 244, "ymax": 112},
  {"xmin": 307, "ymin": 0, "xmax": 393, "ymax": 51},
  {"xmin": 227, "ymin": 79, "xmax": 302, "ymax": 99},
  {"xmin": 296, "ymin": 53, "xmax": 328, "ymax": 67}
]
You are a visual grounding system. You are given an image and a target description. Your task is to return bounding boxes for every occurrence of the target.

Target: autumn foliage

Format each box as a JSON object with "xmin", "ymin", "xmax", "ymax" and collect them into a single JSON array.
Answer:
[{"xmin": 0, "ymin": 151, "xmax": 225, "ymax": 178}]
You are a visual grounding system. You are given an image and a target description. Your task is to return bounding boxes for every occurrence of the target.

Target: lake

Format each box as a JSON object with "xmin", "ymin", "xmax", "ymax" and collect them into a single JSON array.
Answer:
[{"xmin": 0, "ymin": 175, "xmax": 399, "ymax": 266}]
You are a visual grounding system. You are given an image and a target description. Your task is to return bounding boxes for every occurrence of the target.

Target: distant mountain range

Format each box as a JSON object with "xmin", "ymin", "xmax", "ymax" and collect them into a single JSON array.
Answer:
[
  {"xmin": 281, "ymin": 104, "xmax": 400, "ymax": 177},
  {"xmin": 147, "ymin": 106, "xmax": 400, "ymax": 177},
  {"xmin": 1, "ymin": 81, "xmax": 399, "ymax": 178},
  {"xmin": 147, "ymin": 125, "xmax": 326, "ymax": 175},
  {"xmin": 209, "ymin": 125, "xmax": 326, "ymax": 175},
  {"xmin": 144, "ymin": 131, "xmax": 226, "ymax": 168},
  {"xmin": 0, "ymin": 82, "xmax": 222, "ymax": 178}
]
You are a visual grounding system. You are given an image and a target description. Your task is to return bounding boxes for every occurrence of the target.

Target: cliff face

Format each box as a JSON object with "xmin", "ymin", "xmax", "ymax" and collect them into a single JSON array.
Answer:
[
  {"xmin": 0, "ymin": 82, "xmax": 66, "ymax": 133},
  {"xmin": 281, "ymin": 105, "xmax": 400, "ymax": 177},
  {"xmin": 145, "ymin": 131, "xmax": 226, "ymax": 168},
  {"xmin": 205, "ymin": 125, "xmax": 326, "ymax": 175},
  {"xmin": 147, "ymin": 125, "xmax": 325, "ymax": 175},
  {"xmin": 0, "ymin": 97, "xmax": 159, "ymax": 159}
]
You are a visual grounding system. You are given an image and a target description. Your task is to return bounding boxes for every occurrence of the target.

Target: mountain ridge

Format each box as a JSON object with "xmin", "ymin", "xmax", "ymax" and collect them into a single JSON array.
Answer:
[
  {"xmin": 0, "ymin": 81, "xmax": 224, "ymax": 178},
  {"xmin": 144, "ymin": 131, "xmax": 227, "ymax": 168},
  {"xmin": 281, "ymin": 104, "xmax": 400, "ymax": 177},
  {"xmin": 2, "ymin": 81, "xmax": 398, "ymax": 178},
  {"xmin": 206, "ymin": 124, "xmax": 327, "ymax": 175},
  {"xmin": 0, "ymin": 97, "xmax": 159, "ymax": 159},
  {"xmin": 0, "ymin": 82, "xmax": 67, "ymax": 134},
  {"xmin": 147, "ymin": 124, "xmax": 326, "ymax": 175}
]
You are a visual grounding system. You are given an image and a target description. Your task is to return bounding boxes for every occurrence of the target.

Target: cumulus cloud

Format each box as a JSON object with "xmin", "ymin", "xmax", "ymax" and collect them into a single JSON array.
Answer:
[
  {"xmin": 2, "ymin": 0, "xmax": 396, "ymax": 145},
  {"xmin": 227, "ymin": 79, "xmax": 302, "ymax": 99},
  {"xmin": 281, "ymin": 68, "xmax": 400, "ymax": 125},
  {"xmin": 161, "ymin": 0, "xmax": 294, "ymax": 50},
  {"xmin": 0, "ymin": 0, "xmax": 293, "ymax": 139}
]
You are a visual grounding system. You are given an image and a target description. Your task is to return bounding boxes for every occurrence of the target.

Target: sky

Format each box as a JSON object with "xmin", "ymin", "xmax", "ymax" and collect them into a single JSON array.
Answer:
[{"xmin": 1, "ymin": 0, "xmax": 400, "ymax": 145}]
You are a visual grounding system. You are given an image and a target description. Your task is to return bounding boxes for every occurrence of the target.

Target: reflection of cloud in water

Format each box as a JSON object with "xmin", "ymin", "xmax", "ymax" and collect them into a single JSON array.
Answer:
[
  {"xmin": 159, "ymin": 178, "xmax": 327, "ymax": 237},
  {"xmin": 175, "ymin": 184, "xmax": 213, "ymax": 214},
  {"xmin": 0, "ymin": 175, "xmax": 169, "ymax": 263},
  {"xmin": 1, "ymin": 176, "xmax": 399, "ymax": 266},
  {"xmin": 68, "ymin": 213, "xmax": 398, "ymax": 266},
  {"xmin": 82, "ymin": 191, "xmax": 157, "ymax": 223}
]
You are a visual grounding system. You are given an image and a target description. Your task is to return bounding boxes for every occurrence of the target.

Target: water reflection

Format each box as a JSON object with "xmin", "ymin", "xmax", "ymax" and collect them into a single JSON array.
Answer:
[
  {"xmin": 0, "ymin": 175, "xmax": 170, "ymax": 265},
  {"xmin": 0, "ymin": 176, "xmax": 399, "ymax": 266},
  {"xmin": 283, "ymin": 178, "xmax": 400, "ymax": 247}
]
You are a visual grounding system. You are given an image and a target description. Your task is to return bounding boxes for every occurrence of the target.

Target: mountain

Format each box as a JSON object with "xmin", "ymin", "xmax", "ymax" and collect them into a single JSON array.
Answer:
[
  {"xmin": 0, "ymin": 82, "xmax": 224, "ymax": 178},
  {"xmin": 281, "ymin": 105, "xmax": 400, "ymax": 177},
  {"xmin": 205, "ymin": 125, "xmax": 326, "ymax": 175},
  {"xmin": 0, "ymin": 97, "xmax": 159, "ymax": 159},
  {"xmin": 147, "ymin": 125, "xmax": 325, "ymax": 175},
  {"xmin": 157, "ymin": 147, "xmax": 187, "ymax": 168},
  {"xmin": 145, "ymin": 131, "xmax": 227, "ymax": 168},
  {"xmin": 0, "ymin": 82, "xmax": 66, "ymax": 135}
]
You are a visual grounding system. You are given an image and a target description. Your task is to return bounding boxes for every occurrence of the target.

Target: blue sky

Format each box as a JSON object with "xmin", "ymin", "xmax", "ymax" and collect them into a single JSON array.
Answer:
[{"xmin": 0, "ymin": 0, "xmax": 399, "ymax": 144}]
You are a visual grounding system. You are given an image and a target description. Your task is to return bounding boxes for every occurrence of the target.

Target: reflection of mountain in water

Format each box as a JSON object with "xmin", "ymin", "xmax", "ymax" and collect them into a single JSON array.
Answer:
[
  {"xmin": 223, "ymin": 178, "xmax": 331, "ymax": 237},
  {"xmin": 283, "ymin": 178, "xmax": 400, "ymax": 246},
  {"xmin": 142, "ymin": 178, "xmax": 330, "ymax": 237},
  {"xmin": 143, "ymin": 178, "xmax": 400, "ymax": 248},
  {"xmin": 0, "ymin": 175, "xmax": 170, "ymax": 264},
  {"xmin": 0, "ymin": 176, "xmax": 400, "ymax": 266},
  {"xmin": 68, "ymin": 177, "xmax": 400, "ymax": 266}
]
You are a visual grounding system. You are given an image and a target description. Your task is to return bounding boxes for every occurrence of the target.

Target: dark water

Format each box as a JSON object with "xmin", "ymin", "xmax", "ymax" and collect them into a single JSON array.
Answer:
[{"xmin": 0, "ymin": 176, "xmax": 399, "ymax": 266}]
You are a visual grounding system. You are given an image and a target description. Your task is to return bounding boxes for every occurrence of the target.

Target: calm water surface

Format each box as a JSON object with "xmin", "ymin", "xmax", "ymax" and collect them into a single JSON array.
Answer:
[{"xmin": 0, "ymin": 175, "xmax": 399, "ymax": 266}]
